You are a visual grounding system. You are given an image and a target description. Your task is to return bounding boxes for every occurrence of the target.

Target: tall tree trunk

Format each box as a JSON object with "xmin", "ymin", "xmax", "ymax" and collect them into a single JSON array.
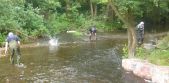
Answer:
[
  {"xmin": 106, "ymin": 0, "xmax": 115, "ymax": 21},
  {"xmin": 126, "ymin": 7, "xmax": 137, "ymax": 58},
  {"xmin": 106, "ymin": 3, "xmax": 110, "ymax": 19},
  {"xmin": 89, "ymin": 0, "xmax": 94, "ymax": 17},
  {"xmin": 93, "ymin": 3, "xmax": 97, "ymax": 17},
  {"xmin": 128, "ymin": 26, "xmax": 136, "ymax": 57},
  {"xmin": 111, "ymin": 0, "xmax": 137, "ymax": 57},
  {"xmin": 65, "ymin": 0, "xmax": 70, "ymax": 16}
]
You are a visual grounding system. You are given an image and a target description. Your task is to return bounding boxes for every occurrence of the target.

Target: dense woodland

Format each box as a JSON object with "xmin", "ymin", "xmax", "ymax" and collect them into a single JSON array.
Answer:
[{"xmin": 0, "ymin": 0, "xmax": 169, "ymax": 42}]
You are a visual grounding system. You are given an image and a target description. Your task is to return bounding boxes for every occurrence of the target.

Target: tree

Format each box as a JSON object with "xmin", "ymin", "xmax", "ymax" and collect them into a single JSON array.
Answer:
[
  {"xmin": 110, "ymin": 0, "xmax": 144, "ymax": 57},
  {"xmin": 142, "ymin": 0, "xmax": 169, "ymax": 26},
  {"xmin": 25, "ymin": 0, "xmax": 61, "ymax": 19}
]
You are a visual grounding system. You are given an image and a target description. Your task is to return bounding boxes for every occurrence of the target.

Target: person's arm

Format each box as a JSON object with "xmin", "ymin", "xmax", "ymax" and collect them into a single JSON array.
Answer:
[
  {"xmin": 18, "ymin": 41, "xmax": 20, "ymax": 45},
  {"xmin": 17, "ymin": 41, "xmax": 20, "ymax": 48},
  {"xmin": 136, "ymin": 24, "xmax": 139, "ymax": 30},
  {"xmin": 15, "ymin": 35, "xmax": 20, "ymax": 46},
  {"xmin": 143, "ymin": 27, "xmax": 144, "ymax": 34}
]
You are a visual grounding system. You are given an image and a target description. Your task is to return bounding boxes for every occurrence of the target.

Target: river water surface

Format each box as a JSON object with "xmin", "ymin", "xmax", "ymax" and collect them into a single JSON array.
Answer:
[{"xmin": 0, "ymin": 33, "xmax": 146, "ymax": 83}]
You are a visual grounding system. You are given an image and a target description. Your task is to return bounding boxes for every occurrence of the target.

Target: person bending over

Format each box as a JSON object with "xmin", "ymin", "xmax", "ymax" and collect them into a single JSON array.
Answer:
[{"xmin": 5, "ymin": 32, "xmax": 21, "ymax": 65}]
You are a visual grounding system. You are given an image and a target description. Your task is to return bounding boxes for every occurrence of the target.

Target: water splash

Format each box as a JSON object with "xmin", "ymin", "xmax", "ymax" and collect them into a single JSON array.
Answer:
[
  {"xmin": 48, "ymin": 38, "xmax": 59, "ymax": 53},
  {"xmin": 48, "ymin": 38, "xmax": 59, "ymax": 46}
]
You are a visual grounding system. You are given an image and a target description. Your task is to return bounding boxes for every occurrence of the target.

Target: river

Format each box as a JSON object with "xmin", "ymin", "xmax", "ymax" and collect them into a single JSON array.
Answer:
[{"xmin": 0, "ymin": 33, "xmax": 147, "ymax": 83}]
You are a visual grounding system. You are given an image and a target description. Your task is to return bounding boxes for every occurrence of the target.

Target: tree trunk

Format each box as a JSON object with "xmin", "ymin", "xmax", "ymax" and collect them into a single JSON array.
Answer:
[
  {"xmin": 106, "ymin": 0, "xmax": 115, "ymax": 21},
  {"xmin": 89, "ymin": 0, "xmax": 94, "ymax": 17},
  {"xmin": 65, "ymin": 0, "xmax": 70, "ymax": 16},
  {"xmin": 128, "ymin": 27, "xmax": 136, "ymax": 57},
  {"xmin": 111, "ymin": 0, "xmax": 137, "ymax": 57},
  {"xmin": 93, "ymin": 3, "xmax": 97, "ymax": 17}
]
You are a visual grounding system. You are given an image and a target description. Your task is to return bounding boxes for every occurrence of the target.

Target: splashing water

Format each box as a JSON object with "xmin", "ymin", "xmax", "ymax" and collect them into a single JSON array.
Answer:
[
  {"xmin": 48, "ymin": 38, "xmax": 59, "ymax": 53},
  {"xmin": 48, "ymin": 38, "xmax": 59, "ymax": 46}
]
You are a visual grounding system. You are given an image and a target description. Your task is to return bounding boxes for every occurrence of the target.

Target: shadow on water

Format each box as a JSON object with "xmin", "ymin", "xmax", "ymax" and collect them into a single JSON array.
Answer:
[{"xmin": 0, "ymin": 33, "xmax": 146, "ymax": 83}]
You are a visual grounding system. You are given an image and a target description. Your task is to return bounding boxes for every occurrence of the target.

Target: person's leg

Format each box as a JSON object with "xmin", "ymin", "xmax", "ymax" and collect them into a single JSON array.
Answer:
[
  {"xmin": 138, "ymin": 33, "xmax": 141, "ymax": 43},
  {"xmin": 141, "ymin": 32, "xmax": 144, "ymax": 44},
  {"xmin": 139, "ymin": 32, "xmax": 143, "ymax": 45},
  {"xmin": 15, "ymin": 47, "xmax": 21, "ymax": 65},
  {"xmin": 91, "ymin": 32, "xmax": 95, "ymax": 40},
  {"xmin": 136, "ymin": 31, "xmax": 140, "ymax": 44},
  {"xmin": 10, "ymin": 49, "xmax": 15, "ymax": 64},
  {"xmin": 94, "ymin": 33, "xmax": 96, "ymax": 40},
  {"xmin": 137, "ymin": 32, "xmax": 143, "ymax": 46},
  {"xmin": 89, "ymin": 33, "xmax": 92, "ymax": 40}
]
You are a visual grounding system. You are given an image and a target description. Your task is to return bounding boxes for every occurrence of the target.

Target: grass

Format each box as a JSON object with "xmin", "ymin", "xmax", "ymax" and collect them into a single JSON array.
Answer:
[
  {"xmin": 122, "ymin": 45, "xmax": 169, "ymax": 66},
  {"xmin": 134, "ymin": 48, "xmax": 169, "ymax": 66},
  {"xmin": 146, "ymin": 49, "xmax": 169, "ymax": 66},
  {"xmin": 136, "ymin": 34, "xmax": 169, "ymax": 66}
]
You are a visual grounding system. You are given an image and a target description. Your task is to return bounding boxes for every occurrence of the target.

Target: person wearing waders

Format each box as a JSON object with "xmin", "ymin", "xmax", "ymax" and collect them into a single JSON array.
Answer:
[
  {"xmin": 5, "ymin": 32, "xmax": 21, "ymax": 65},
  {"xmin": 136, "ymin": 21, "xmax": 144, "ymax": 46},
  {"xmin": 89, "ymin": 25, "xmax": 97, "ymax": 40}
]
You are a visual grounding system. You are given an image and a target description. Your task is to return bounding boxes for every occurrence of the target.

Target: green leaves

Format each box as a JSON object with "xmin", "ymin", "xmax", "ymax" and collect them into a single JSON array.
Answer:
[
  {"xmin": 114, "ymin": 0, "xmax": 144, "ymax": 17},
  {"xmin": 0, "ymin": 0, "xmax": 168, "ymax": 41},
  {"xmin": 0, "ymin": 0, "xmax": 49, "ymax": 39}
]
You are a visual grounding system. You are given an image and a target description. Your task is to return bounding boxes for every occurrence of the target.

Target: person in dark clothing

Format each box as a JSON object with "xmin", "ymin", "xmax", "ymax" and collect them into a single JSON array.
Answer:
[
  {"xmin": 136, "ymin": 21, "xmax": 144, "ymax": 45},
  {"xmin": 89, "ymin": 25, "xmax": 97, "ymax": 40},
  {"xmin": 5, "ymin": 32, "xmax": 21, "ymax": 65}
]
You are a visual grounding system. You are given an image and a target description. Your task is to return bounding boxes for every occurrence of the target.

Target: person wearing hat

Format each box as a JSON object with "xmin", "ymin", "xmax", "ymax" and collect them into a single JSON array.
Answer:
[
  {"xmin": 136, "ymin": 21, "xmax": 144, "ymax": 45},
  {"xmin": 5, "ymin": 32, "xmax": 21, "ymax": 65}
]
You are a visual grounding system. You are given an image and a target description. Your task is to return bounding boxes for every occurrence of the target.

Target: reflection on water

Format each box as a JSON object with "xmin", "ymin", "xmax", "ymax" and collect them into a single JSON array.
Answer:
[{"xmin": 0, "ymin": 33, "xmax": 146, "ymax": 83}]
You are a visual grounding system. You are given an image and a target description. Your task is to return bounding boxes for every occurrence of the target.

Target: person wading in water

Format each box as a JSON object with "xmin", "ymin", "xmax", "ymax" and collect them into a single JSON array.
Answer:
[
  {"xmin": 89, "ymin": 25, "xmax": 97, "ymax": 41},
  {"xmin": 5, "ymin": 32, "xmax": 21, "ymax": 65}
]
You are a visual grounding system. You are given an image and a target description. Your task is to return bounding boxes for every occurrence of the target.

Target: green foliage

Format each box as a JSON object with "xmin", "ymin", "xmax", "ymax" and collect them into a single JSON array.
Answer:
[
  {"xmin": 122, "ymin": 42, "xmax": 169, "ymax": 66},
  {"xmin": 23, "ymin": 4, "xmax": 48, "ymax": 37},
  {"xmin": 147, "ymin": 49, "xmax": 169, "ymax": 66},
  {"xmin": 114, "ymin": 0, "xmax": 144, "ymax": 19},
  {"xmin": 0, "ymin": 33, "xmax": 6, "ymax": 47},
  {"xmin": 46, "ymin": 13, "xmax": 69, "ymax": 35},
  {"xmin": 122, "ymin": 44, "xmax": 146, "ymax": 58},
  {"xmin": 135, "ymin": 47, "xmax": 146, "ymax": 57},
  {"xmin": 0, "ymin": 0, "xmax": 169, "ymax": 41},
  {"xmin": 145, "ymin": 34, "xmax": 169, "ymax": 66},
  {"xmin": 157, "ymin": 34, "xmax": 169, "ymax": 49},
  {"xmin": 122, "ymin": 44, "xmax": 128, "ymax": 58},
  {"xmin": 139, "ymin": 34, "xmax": 169, "ymax": 66},
  {"xmin": 25, "ymin": 0, "xmax": 61, "ymax": 11},
  {"xmin": 0, "ymin": 0, "xmax": 20, "ymax": 30},
  {"xmin": 99, "ymin": 0, "xmax": 108, "ymax": 3},
  {"xmin": 0, "ymin": 0, "xmax": 49, "ymax": 39}
]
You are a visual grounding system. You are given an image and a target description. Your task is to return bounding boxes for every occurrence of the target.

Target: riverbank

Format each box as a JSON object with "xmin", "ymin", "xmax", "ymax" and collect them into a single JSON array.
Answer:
[
  {"xmin": 122, "ymin": 58, "xmax": 169, "ymax": 83},
  {"xmin": 122, "ymin": 31, "xmax": 169, "ymax": 82}
]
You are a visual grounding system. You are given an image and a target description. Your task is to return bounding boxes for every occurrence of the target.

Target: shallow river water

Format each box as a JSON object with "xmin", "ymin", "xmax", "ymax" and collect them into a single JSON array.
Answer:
[{"xmin": 0, "ymin": 33, "xmax": 146, "ymax": 83}]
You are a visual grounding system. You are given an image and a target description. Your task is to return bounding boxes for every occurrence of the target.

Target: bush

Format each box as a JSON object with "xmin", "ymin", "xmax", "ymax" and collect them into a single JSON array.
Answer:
[
  {"xmin": 0, "ymin": 33, "xmax": 6, "ymax": 47},
  {"xmin": 156, "ymin": 35, "xmax": 169, "ymax": 49}
]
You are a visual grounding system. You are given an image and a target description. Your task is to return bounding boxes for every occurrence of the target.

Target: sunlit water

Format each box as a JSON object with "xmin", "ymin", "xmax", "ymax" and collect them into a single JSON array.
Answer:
[
  {"xmin": 49, "ymin": 38, "xmax": 59, "ymax": 46},
  {"xmin": 0, "ymin": 33, "xmax": 146, "ymax": 83}
]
